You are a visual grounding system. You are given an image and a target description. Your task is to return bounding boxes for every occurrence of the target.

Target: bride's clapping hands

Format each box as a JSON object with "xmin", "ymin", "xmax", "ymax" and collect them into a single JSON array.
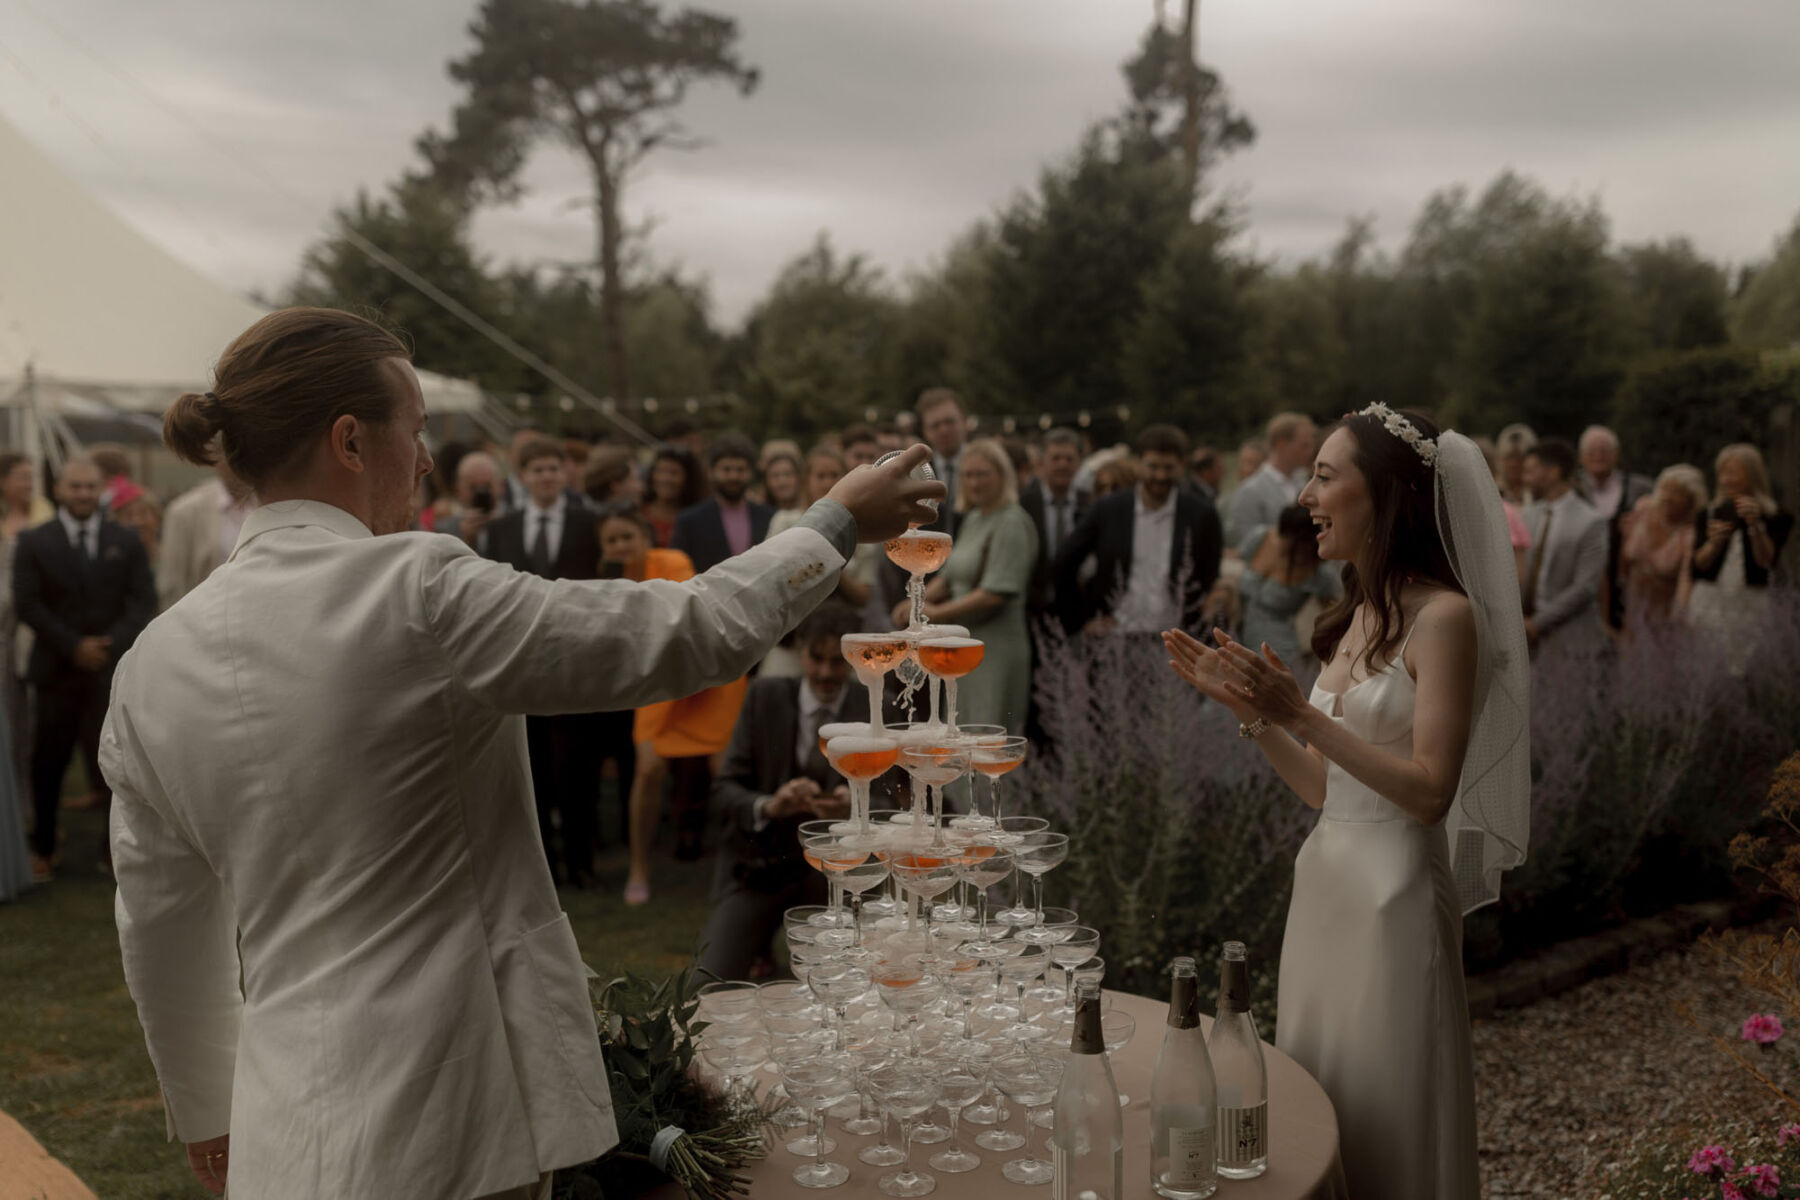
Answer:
[
  {"xmin": 1163, "ymin": 628, "xmax": 1259, "ymax": 723},
  {"xmin": 1164, "ymin": 628, "xmax": 1307, "ymax": 729}
]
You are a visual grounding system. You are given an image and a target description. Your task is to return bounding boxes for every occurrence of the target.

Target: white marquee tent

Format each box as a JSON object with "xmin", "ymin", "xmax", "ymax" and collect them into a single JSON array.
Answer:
[{"xmin": 0, "ymin": 110, "xmax": 485, "ymax": 470}]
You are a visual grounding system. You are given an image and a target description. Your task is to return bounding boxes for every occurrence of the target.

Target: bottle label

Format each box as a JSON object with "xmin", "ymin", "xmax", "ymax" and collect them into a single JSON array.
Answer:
[
  {"xmin": 1219, "ymin": 1102, "xmax": 1268, "ymax": 1165},
  {"xmin": 1166, "ymin": 1126, "xmax": 1213, "ymax": 1188}
]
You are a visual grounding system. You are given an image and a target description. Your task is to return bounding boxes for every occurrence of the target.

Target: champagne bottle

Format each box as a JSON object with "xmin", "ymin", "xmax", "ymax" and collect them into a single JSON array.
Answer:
[
  {"xmin": 1210, "ymin": 941, "xmax": 1269, "ymax": 1179},
  {"xmin": 1052, "ymin": 980, "xmax": 1124, "ymax": 1200},
  {"xmin": 1149, "ymin": 956, "xmax": 1218, "ymax": 1199}
]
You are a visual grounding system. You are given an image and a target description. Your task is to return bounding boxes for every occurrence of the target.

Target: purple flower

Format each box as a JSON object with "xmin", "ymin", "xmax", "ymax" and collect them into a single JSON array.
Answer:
[
  {"xmin": 1744, "ymin": 1163, "xmax": 1781, "ymax": 1198},
  {"xmin": 1690, "ymin": 1145, "xmax": 1736, "ymax": 1175},
  {"xmin": 1743, "ymin": 1014, "xmax": 1786, "ymax": 1045}
]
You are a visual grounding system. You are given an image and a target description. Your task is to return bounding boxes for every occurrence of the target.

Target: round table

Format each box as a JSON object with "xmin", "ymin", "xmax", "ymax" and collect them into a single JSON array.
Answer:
[{"xmin": 660, "ymin": 989, "xmax": 1348, "ymax": 1200}]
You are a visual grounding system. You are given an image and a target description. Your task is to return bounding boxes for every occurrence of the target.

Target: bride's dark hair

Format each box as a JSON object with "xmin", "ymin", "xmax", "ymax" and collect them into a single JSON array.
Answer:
[{"xmin": 1311, "ymin": 408, "xmax": 1460, "ymax": 672}]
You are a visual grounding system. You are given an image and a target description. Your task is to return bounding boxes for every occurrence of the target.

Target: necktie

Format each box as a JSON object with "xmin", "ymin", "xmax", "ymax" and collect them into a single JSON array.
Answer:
[
  {"xmin": 529, "ymin": 513, "xmax": 553, "ymax": 576},
  {"xmin": 1051, "ymin": 499, "xmax": 1067, "ymax": 556},
  {"xmin": 1523, "ymin": 506, "xmax": 1553, "ymax": 616}
]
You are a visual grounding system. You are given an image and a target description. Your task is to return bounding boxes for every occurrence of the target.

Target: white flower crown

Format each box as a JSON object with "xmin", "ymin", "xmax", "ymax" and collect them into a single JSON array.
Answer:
[{"xmin": 1355, "ymin": 403, "xmax": 1438, "ymax": 467}]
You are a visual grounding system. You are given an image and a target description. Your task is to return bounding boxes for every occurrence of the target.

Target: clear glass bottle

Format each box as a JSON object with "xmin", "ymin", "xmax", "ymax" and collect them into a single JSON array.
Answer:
[
  {"xmin": 1052, "ymin": 980, "xmax": 1124, "ymax": 1200},
  {"xmin": 1210, "ymin": 941, "xmax": 1269, "ymax": 1179},
  {"xmin": 1149, "ymin": 956, "xmax": 1217, "ymax": 1199}
]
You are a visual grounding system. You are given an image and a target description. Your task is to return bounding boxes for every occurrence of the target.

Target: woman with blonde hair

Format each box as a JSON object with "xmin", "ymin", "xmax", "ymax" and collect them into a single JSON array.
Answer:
[
  {"xmin": 1494, "ymin": 424, "xmax": 1536, "ymax": 506},
  {"xmin": 895, "ymin": 437, "xmax": 1038, "ymax": 732},
  {"xmin": 1618, "ymin": 464, "xmax": 1707, "ymax": 629},
  {"xmin": 1689, "ymin": 443, "xmax": 1792, "ymax": 664}
]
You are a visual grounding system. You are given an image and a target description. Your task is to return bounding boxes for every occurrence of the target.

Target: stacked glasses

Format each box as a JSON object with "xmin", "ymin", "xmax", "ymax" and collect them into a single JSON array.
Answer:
[{"xmin": 694, "ymin": 781, "xmax": 1097, "ymax": 1193}]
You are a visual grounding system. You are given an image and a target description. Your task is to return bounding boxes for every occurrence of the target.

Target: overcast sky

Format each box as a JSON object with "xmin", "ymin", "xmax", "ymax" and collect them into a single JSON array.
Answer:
[{"xmin": 3, "ymin": 0, "xmax": 1799, "ymax": 326}]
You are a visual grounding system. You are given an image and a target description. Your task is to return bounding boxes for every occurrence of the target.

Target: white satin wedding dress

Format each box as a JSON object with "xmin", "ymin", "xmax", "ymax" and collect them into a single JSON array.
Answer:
[{"xmin": 1275, "ymin": 633, "xmax": 1481, "ymax": 1200}]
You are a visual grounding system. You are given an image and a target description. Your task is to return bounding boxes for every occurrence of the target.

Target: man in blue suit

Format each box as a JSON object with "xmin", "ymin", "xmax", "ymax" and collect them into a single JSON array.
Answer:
[{"xmin": 671, "ymin": 433, "xmax": 773, "ymax": 573}]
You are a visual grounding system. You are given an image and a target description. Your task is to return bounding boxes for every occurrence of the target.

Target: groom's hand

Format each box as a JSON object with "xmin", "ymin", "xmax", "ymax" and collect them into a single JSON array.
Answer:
[
  {"xmin": 825, "ymin": 444, "xmax": 945, "ymax": 542},
  {"xmin": 185, "ymin": 1133, "xmax": 229, "ymax": 1195}
]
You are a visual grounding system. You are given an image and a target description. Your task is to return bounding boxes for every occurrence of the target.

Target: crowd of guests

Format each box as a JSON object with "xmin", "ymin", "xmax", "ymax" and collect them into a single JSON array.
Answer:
[{"xmin": 0, "ymin": 399, "xmax": 1790, "ymax": 934}]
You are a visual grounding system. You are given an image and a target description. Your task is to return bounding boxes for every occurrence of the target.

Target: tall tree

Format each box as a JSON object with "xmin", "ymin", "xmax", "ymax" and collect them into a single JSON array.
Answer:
[
  {"xmin": 1120, "ymin": 2, "xmax": 1254, "ymax": 201},
  {"xmin": 419, "ymin": 0, "xmax": 757, "ymax": 405},
  {"xmin": 1616, "ymin": 238, "xmax": 1730, "ymax": 352},
  {"xmin": 1733, "ymin": 214, "xmax": 1800, "ymax": 350}
]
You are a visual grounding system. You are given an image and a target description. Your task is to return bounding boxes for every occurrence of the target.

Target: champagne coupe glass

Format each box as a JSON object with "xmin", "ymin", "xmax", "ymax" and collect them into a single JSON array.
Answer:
[
  {"xmin": 696, "ymin": 981, "xmax": 761, "ymax": 1042},
  {"xmin": 803, "ymin": 834, "xmax": 865, "ymax": 933},
  {"xmin": 887, "ymin": 721, "xmax": 945, "ymax": 833},
  {"xmin": 873, "ymin": 963, "xmax": 943, "ymax": 1053},
  {"xmin": 991, "ymin": 1052, "xmax": 1065, "ymax": 1185},
  {"xmin": 953, "ymin": 842, "xmax": 1014, "ymax": 951},
  {"xmin": 970, "ymin": 939, "xmax": 1027, "ymax": 1022},
  {"xmin": 874, "ymin": 448, "xmax": 948, "ymax": 633},
  {"xmin": 841, "ymin": 632, "xmax": 912, "ymax": 733},
  {"xmin": 899, "ymin": 743, "xmax": 970, "ymax": 848},
  {"xmin": 995, "ymin": 944, "xmax": 1050, "ymax": 1038},
  {"xmin": 989, "ymin": 816, "xmax": 1051, "ymax": 927},
  {"xmin": 1011, "ymin": 904, "xmax": 1078, "ymax": 950},
  {"xmin": 915, "ymin": 636, "xmax": 985, "ymax": 734},
  {"xmin": 826, "ymin": 734, "xmax": 900, "ymax": 836},
  {"xmin": 781, "ymin": 1055, "xmax": 859, "ymax": 1188},
  {"xmin": 817, "ymin": 721, "xmax": 870, "ymax": 757},
  {"xmin": 1014, "ymin": 832, "xmax": 1071, "ymax": 924},
  {"xmin": 887, "ymin": 851, "xmax": 961, "ymax": 954},
  {"xmin": 944, "ymin": 723, "xmax": 1005, "ymax": 829},
  {"xmin": 806, "ymin": 959, "xmax": 872, "ymax": 1051},
  {"xmin": 1101, "ymin": 1007, "xmax": 1137, "ymax": 1106},
  {"xmin": 943, "ymin": 955, "xmax": 992, "ymax": 1037},
  {"xmin": 828, "ymin": 854, "xmax": 890, "ymax": 954},
  {"xmin": 699, "ymin": 1033, "xmax": 767, "ymax": 1117},
  {"xmin": 968, "ymin": 735, "xmax": 1028, "ymax": 825},
  {"xmin": 842, "ymin": 1028, "xmax": 900, "ymax": 1140},
  {"xmin": 1049, "ymin": 926, "xmax": 1102, "ymax": 1010},
  {"xmin": 928, "ymin": 1038, "xmax": 993, "ymax": 1174},
  {"xmin": 866, "ymin": 1062, "xmax": 944, "ymax": 1198}
]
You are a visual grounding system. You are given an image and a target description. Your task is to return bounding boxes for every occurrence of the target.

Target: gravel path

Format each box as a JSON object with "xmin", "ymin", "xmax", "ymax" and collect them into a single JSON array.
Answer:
[{"xmin": 1475, "ymin": 929, "xmax": 1790, "ymax": 1196}]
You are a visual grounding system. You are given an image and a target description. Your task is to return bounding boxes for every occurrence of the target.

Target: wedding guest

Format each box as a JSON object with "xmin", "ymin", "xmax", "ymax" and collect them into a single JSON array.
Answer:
[
  {"xmin": 1689, "ymin": 443, "xmax": 1793, "ymax": 668},
  {"xmin": 104, "ymin": 306, "xmax": 939, "ymax": 1200},
  {"xmin": 900, "ymin": 438, "xmax": 1039, "ymax": 733},
  {"xmin": 761, "ymin": 448, "xmax": 804, "ymax": 521},
  {"xmin": 917, "ymin": 387, "xmax": 969, "ymax": 537},
  {"xmin": 90, "ymin": 443, "xmax": 135, "ymax": 508},
  {"xmin": 1472, "ymin": 439, "xmax": 1532, "ymax": 583},
  {"xmin": 14, "ymin": 457, "xmax": 156, "ymax": 881},
  {"xmin": 1494, "ymin": 423, "xmax": 1536, "ymax": 506},
  {"xmin": 1, "ymin": 452, "xmax": 54, "ymax": 528},
  {"xmin": 501, "ymin": 424, "xmax": 544, "ymax": 513},
  {"xmin": 695, "ymin": 603, "xmax": 864, "ymax": 982},
  {"xmin": 1090, "ymin": 454, "xmax": 1138, "ymax": 500},
  {"xmin": 0, "ymin": 459, "xmax": 35, "ymax": 894},
  {"xmin": 1619, "ymin": 464, "xmax": 1706, "ymax": 629},
  {"xmin": 1237, "ymin": 505, "xmax": 1343, "ymax": 669},
  {"xmin": 1218, "ymin": 438, "xmax": 1267, "ymax": 542},
  {"xmin": 159, "ymin": 467, "xmax": 257, "ymax": 612},
  {"xmin": 582, "ymin": 446, "xmax": 642, "ymax": 508},
  {"xmin": 1578, "ymin": 425, "xmax": 1655, "ymax": 632},
  {"xmin": 1227, "ymin": 412, "xmax": 1317, "ymax": 546},
  {"xmin": 641, "ymin": 445, "xmax": 705, "ymax": 548},
  {"xmin": 110, "ymin": 483, "xmax": 164, "ymax": 601},
  {"xmin": 841, "ymin": 423, "xmax": 881, "ymax": 469},
  {"xmin": 482, "ymin": 439, "xmax": 605, "ymax": 889},
  {"xmin": 1020, "ymin": 428, "xmax": 1091, "ymax": 617},
  {"xmin": 1520, "ymin": 438, "xmax": 1608, "ymax": 658},
  {"xmin": 1186, "ymin": 445, "xmax": 1224, "ymax": 505},
  {"xmin": 1056, "ymin": 425, "xmax": 1223, "ymax": 639},
  {"xmin": 416, "ymin": 440, "xmax": 469, "ymax": 534},
  {"xmin": 449, "ymin": 451, "xmax": 505, "ymax": 551},
  {"xmin": 763, "ymin": 447, "xmax": 847, "ymax": 678},
  {"xmin": 671, "ymin": 434, "xmax": 772, "ymax": 573},
  {"xmin": 0, "ymin": 452, "xmax": 49, "ymax": 789}
]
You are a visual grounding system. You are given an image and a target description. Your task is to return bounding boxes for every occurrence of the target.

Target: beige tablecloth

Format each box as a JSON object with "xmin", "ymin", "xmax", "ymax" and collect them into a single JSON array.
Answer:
[{"xmin": 657, "ymin": 988, "xmax": 1348, "ymax": 1199}]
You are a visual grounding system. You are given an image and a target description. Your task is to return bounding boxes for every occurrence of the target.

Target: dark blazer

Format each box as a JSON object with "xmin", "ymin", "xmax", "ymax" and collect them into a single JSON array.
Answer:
[
  {"xmin": 712, "ymin": 677, "xmax": 870, "ymax": 896},
  {"xmin": 1691, "ymin": 505, "xmax": 1792, "ymax": 589},
  {"xmin": 671, "ymin": 498, "xmax": 774, "ymax": 574},
  {"xmin": 13, "ymin": 516, "xmax": 156, "ymax": 683},
  {"xmin": 1019, "ymin": 478, "xmax": 1093, "ymax": 614},
  {"xmin": 482, "ymin": 502, "xmax": 603, "ymax": 581},
  {"xmin": 1053, "ymin": 487, "xmax": 1223, "ymax": 635}
]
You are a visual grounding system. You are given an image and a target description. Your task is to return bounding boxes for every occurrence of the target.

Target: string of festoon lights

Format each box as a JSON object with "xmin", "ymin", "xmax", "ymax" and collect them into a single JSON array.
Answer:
[{"xmin": 512, "ymin": 392, "xmax": 1134, "ymax": 437}]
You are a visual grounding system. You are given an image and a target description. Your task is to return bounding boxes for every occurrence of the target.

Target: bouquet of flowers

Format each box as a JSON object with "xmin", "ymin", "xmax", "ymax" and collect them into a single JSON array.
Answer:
[{"xmin": 554, "ymin": 965, "xmax": 769, "ymax": 1200}]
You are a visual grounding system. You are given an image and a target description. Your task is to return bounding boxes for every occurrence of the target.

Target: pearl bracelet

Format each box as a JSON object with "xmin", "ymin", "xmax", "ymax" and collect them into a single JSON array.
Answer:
[{"xmin": 1238, "ymin": 717, "xmax": 1271, "ymax": 740}]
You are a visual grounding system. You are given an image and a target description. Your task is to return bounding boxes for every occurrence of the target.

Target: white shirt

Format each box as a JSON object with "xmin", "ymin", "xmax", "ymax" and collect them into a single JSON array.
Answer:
[
  {"xmin": 1114, "ymin": 487, "xmax": 1180, "ymax": 633},
  {"xmin": 217, "ymin": 480, "xmax": 255, "ymax": 565},
  {"xmin": 58, "ymin": 507, "xmax": 101, "ymax": 558},
  {"xmin": 524, "ymin": 493, "xmax": 567, "ymax": 566},
  {"xmin": 1588, "ymin": 472, "xmax": 1623, "ymax": 520},
  {"xmin": 1256, "ymin": 460, "xmax": 1304, "ymax": 505},
  {"xmin": 102, "ymin": 498, "xmax": 855, "ymax": 1200},
  {"xmin": 795, "ymin": 677, "xmax": 844, "ymax": 767}
]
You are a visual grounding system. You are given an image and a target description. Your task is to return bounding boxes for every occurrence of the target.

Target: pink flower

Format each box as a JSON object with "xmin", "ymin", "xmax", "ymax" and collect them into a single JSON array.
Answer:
[
  {"xmin": 1780, "ymin": 1123, "xmax": 1800, "ymax": 1148},
  {"xmin": 1743, "ymin": 1014, "xmax": 1785, "ymax": 1045},
  {"xmin": 1744, "ymin": 1163, "xmax": 1781, "ymax": 1197},
  {"xmin": 1722, "ymin": 1180, "xmax": 1747, "ymax": 1200},
  {"xmin": 1691, "ymin": 1145, "xmax": 1736, "ymax": 1175}
]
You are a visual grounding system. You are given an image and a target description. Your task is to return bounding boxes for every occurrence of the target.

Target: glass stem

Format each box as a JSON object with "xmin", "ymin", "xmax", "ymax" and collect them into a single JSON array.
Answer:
[
  {"xmin": 867, "ymin": 677, "xmax": 884, "ymax": 733},
  {"xmin": 900, "ymin": 1117, "xmax": 915, "ymax": 1173},
  {"xmin": 945, "ymin": 678, "xmax": 959, "ymax": 733},
  {"xmin": 991, "ymin": 777, "xmax": 1004, "ymax": 823},
  {"xmin": 1026, "ymin": 1105, "xmax": 1045, "ymax": 1165},
  {"xmin": 976, "ymin": 890, "xmax": 989, "ymax": 939},
  {"xmin": 929, "ymin": 673, "xmax": 941, "ymax": 726},
  {"xmin": 947, "ymin": 1105, "xmax": 962, "ymax": 1154},
  {"xmin": 835, "ymin": 1004, "xmax": 849, "ymax": 1051},
  {"xmin": 909, "ymin": 574, "xmax": 925, "ymax": 630},
  {"xmin": 850, "ymin": 893, "xmax": 863, "ymax": 947},
  {"xmin": 1063, "ymin": 964, "xmax": 1075, "ymax": 1008},
  {"xmin": 1032, "ymin": 873, "xmax": 1045, "ymax": 921},
  {"xmin": 812, "ymin": 1109, "xmax": 826, "ymax": 1173}
]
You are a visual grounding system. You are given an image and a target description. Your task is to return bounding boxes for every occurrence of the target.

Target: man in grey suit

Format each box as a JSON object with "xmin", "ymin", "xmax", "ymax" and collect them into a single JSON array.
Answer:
[
  {"xmin": 1521, "ymin": 438, "xmax": 1609, "ymax": 659},
  {"xmin": 1226, "ymin": 412, "xmax": 1317, "ymax": 546},
  {"xmin": 1577, "ymin": 425, "xmax": 1654, "ymax": 632},
  {"xmin": 695, "ymin": 604, "xmax": 867, "ymax": 982}
]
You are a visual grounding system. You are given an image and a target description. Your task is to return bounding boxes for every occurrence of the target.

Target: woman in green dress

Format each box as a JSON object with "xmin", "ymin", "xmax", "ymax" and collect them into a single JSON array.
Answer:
[{"xmin": 895, "ymin": 438, "xmax": 1039, "ymax": 733}]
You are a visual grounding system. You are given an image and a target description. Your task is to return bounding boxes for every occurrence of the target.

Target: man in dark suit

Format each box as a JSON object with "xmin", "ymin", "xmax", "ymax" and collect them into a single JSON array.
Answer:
[
  {"xmin": 1055, "ymin": 424, "xmax": 1223, "ymax": 637},
  {"xmin": 1019, "ymin": 427, "xmax": 1092, "ymax": 617},
  {"xmin": 695, "ymin": 604, "xmax": 865, "ymax": 982},
  {"xmin": 1186, "ymin": 445, "xmax": 1224, "ymax": 506},
  {"xmin": 482, "ymin": 436, "xmax": 606, "ymax": 887},
  {"xmin": 13, "ymin": 456, "xmax": 156, "ymax": 880},
  {"xmin": 671, "ymin": 433, "xmax": 773, "ymax": 574}
]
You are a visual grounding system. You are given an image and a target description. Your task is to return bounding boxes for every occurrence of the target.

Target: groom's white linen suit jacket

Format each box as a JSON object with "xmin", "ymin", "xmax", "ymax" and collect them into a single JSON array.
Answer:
[{"xmin": 101, "ymin": 498, "xmax": 855, "ymax": 1200}]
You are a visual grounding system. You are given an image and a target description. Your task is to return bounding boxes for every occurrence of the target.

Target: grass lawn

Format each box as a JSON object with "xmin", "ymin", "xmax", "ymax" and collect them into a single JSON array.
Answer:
[{"xmin": 0, "ymin": 791, "xmax": 715, "ymax": 1199}]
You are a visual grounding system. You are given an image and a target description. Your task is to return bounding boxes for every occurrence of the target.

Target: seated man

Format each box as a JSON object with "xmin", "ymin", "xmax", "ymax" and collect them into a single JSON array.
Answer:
[{"xmin": 695, "ymin": 603, "xmax": 868, "ymax": 982}]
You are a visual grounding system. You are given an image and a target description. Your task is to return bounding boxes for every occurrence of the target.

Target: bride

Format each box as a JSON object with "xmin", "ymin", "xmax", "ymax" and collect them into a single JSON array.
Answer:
[{"xmin": 1165, "ymin": 405, "xmax": 1528, "ymax": 1200}]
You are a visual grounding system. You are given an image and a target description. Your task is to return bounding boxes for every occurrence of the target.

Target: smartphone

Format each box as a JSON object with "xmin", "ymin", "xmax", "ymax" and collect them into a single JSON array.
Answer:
[
  {"xmin": 600, "ymin": 560, "xmax": 625, "ymax": 580},
  {"xmin": 470, "ymin": 486, "xmax": 495, "ymax": 514}
]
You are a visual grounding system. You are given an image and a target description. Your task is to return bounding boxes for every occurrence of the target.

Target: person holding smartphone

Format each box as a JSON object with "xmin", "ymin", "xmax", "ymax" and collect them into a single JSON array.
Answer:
[{"xmin": 1690, "ymin": 442, "xmax": 1792, "ymax": 672}]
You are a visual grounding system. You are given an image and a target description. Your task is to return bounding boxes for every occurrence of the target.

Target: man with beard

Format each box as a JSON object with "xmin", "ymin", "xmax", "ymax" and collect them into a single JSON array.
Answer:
[{"xmin": 671, "ymin": 433, "xmax": 773, "ymax": 573}]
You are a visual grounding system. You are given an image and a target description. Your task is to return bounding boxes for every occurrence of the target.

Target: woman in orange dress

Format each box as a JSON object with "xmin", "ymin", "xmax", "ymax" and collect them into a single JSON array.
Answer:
[{"xmin": 598, "ymin": 502, "xmax": 749, "ymax": 905}]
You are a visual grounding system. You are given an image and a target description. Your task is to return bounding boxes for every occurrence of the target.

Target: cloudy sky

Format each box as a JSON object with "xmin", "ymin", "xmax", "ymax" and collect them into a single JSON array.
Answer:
[{"xmin": 3, "ymin": 0, "xmax": 1799, "ymax": 326}]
